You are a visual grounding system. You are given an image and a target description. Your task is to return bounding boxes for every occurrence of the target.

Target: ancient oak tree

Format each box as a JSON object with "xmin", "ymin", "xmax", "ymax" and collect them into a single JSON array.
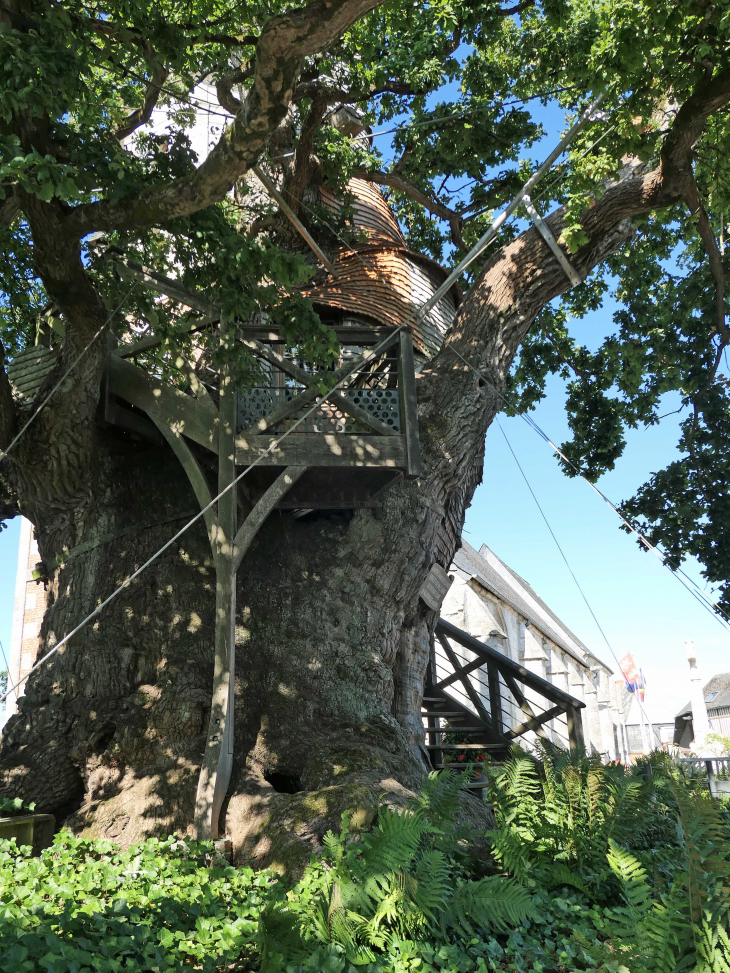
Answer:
[{"xmin": 1, "ymin": 0, "xmax": 729, "ymax": 864}]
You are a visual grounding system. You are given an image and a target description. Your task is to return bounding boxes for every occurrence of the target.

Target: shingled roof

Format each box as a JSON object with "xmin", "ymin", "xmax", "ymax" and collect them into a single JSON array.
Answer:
[
  {"xmin": 675, "ymin": 672, "xmax": 730, "ymax": 718},
  {"xmin": 307, "ymin": 179, "xmax": 460, "ymax": 360}
]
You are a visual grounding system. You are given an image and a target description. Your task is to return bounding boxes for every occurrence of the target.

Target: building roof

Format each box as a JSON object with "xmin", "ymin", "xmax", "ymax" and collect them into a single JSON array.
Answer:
[
  {"xmin": 307, "ymin": 179, "xmax": 460, "ymax": 360},
  {"xmin": 451, "ymin": 540, "xmax": 611, "ymax": 672},
  {"xmin": 675, "ymin": 672, "xmax": 730, "ymax": 718},
  {"xmin": 321, "ymin": 178, "xmax": 406, "ymax": 248}
]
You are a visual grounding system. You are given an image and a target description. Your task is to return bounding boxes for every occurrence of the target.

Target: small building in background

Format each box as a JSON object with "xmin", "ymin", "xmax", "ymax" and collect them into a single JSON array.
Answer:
[
  {"xmin": 4, "ymin": 518, "xmax": 48, "ymax": 726},
  {"xmin": 618, "ymin": 689, "xmax": 676, "ymax": 758},
  {"xmin": 674, "ymin": 673, "xmax": 730, "ymax": 749}
]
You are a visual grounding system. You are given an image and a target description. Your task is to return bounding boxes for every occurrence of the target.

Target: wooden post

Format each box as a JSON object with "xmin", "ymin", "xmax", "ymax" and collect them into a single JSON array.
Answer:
[
  {"xmin": 706, "ymin": 758, "xmax": 718, "ymax": 798},
  {"xmin": 567, "ymin": 705, "xmax": 584, "ymax": 751},
  {"xmin": 194, "ymin": 318, "xmax": 238, "ymax": 840},
  {"xmin": 397, "ymin": 329, "xmax": 422, "ymax": 477},
  {"xmin": 487, "ymin": 661, "xmax": 503, "ymax": 737}
]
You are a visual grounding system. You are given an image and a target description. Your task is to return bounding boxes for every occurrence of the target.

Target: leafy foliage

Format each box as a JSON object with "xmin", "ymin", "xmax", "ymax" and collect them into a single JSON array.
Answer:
[
  {"xmin": 259, "ymin": 771, "xmax": 533, "ymax": 969},
  {"xmin": 0, "ymin": 766, "xmax": 728, "ymax": 971},
  {"xmin": 0, "ymin": 795, "xmax": 35, "ymax": 817},
  {"xmin": 488, "ymin": 745, "xmax": 650, "ymax": 896},
  {"xmin": 0, "ymin": 831, "xmax": 275, "ymax": 972}
]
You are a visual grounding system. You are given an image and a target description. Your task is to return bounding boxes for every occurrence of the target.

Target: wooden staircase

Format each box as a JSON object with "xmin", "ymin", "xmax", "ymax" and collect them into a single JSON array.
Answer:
[
  {"xmin": 422, "ymin": 693, "xmax": 505, "ymax": 795},
  {"xmin": 423, "ymin": 617, "xmax": 588, "ymax": 796}
]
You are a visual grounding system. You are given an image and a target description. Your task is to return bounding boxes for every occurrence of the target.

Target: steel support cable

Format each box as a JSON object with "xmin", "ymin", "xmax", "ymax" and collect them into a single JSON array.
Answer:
[
  {"xmin": 518, "ymin": 408, "xmax": 730, "ymax": 621},
  {"xmin": 496, "ymin": 417, "xmax": 661, "ymax": 733},
  {"xmin": 0, "ymin": 324, "xmax": 405, "ymax": 704},
  {"xmin": 447, "ymin": 341, "xmax": 730, "ymax": 630},
  {"xmin": 0, "ymin": 283, "xmax": 139, "ymax": 465}
]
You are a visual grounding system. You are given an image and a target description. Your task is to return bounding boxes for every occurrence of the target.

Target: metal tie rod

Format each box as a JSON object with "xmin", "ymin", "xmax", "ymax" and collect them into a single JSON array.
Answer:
[
  {"xmin": 415, "ymin": 93, "xmax": 604, "ymax": 320},
  {"xmin": 522, "ymin": 194, "xmax": 581, "ymax": 286}
]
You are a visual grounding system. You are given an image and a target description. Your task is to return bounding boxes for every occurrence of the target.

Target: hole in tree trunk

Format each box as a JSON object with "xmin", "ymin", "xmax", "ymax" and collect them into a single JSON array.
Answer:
[{"xmin": 264, "ymin": 771, "xmax": 303, "ymax": 794}]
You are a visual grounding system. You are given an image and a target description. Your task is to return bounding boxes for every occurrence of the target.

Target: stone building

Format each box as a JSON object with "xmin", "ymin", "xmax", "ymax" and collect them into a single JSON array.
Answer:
[{"xmin": 440, "ymin": 540, "xmax": 626, "ymax": 759}]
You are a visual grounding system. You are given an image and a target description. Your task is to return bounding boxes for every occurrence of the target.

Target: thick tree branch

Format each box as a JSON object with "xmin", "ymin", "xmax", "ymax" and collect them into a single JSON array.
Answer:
[
  {"xmin": 683, "ymin": 177, "xmax": 728, "ymax": 341},
  {"xmin": 0, "ymin": 193, "xmax": 20, "ymax": 228},
  {"xmin": 215, "ymin": 64, "xmax": 254, "ymax": 115},
  {"xmin": 0, "ymin": 337, "xmax": 17, "ymax": 454},
  {"xmin": 284, "ymin": 93, "xmax": 330, "ymax": 213},
  {"xmin": 353, "ymin": 169, "xmax": 467, "ymax": 250},
  {"xmin": 499, "ymin": 0, "xmax": 536, "ymax": 14},
  {"xmin": 114, "ymin": 56, "xmax": 170, "ymax": 142},
  {"xmin": 65, "ymin": 0, "xmax": 389, "ymax": 238},
  {"xmin": 429, "ymin": 62, "xmax": 730, "ymax": 406}
]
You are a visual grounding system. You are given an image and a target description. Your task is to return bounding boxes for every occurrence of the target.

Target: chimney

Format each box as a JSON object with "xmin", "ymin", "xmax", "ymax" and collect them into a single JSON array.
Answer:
[{"xmin": 686, "ymin": 639, "xmax": 711, "ymax": 753}]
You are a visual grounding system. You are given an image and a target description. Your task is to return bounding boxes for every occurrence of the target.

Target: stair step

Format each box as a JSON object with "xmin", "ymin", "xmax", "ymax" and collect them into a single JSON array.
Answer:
[
  {"xmin": 425, "ymin": 743, "xmax": 504, "ymax": 750},
  {"xmin": 433, "ymin": 762, "xmax": 500, "ymax": 769},
  {"xmin": 422, "ymin": 711, "xmax": 479, "ymax": 718},
  {"xmin": 426, "ymin": 727, "xmax": 490, "ymax": 733}
]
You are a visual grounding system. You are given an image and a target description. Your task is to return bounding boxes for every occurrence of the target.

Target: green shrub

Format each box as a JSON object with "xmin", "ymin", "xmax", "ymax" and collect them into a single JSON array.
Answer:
[
  {"xmin": 0, "ymin": 831, "xmax": 275, "ymax": 972},
  {"xmin": 0, "ymin": 796, "xmax": 36, "ymax": 817},
  {"xmin": 0, "ymin": 763, "xmax": 727, "ymax": 972}
]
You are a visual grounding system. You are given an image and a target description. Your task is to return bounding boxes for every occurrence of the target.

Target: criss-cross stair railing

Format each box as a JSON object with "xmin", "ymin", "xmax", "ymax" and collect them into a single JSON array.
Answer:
[{"xmin": 424, "ymin": 618, "xmax": 586, "ymax": 782}]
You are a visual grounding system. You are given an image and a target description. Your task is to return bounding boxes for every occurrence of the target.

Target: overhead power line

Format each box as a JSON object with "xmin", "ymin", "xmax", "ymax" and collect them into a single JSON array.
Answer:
[
  {"xmin": 496, "ymin": 417, "xmax": 672, "ymax": 739},
  {"xmin": 447, "ymin": 342, "xmax": 730, "ymax": 632}
]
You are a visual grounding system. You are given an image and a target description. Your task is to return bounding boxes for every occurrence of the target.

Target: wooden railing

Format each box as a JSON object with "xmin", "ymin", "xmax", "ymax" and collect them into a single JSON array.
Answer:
[{"xmin": 425, "ymin": 618, "xmax": 586, "ymax": 764}]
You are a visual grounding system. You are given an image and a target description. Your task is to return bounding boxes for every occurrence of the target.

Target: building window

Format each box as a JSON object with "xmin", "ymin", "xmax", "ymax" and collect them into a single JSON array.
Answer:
[{"xmin": 705, "ymin": 692, "xmax": 719, "ymax": 703}]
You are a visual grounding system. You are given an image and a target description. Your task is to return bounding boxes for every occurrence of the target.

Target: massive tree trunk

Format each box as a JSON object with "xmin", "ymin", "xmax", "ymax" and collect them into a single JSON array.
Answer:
[{"xmin": 0, "ymin": 205, "xmax": 634, "ymax": 870}]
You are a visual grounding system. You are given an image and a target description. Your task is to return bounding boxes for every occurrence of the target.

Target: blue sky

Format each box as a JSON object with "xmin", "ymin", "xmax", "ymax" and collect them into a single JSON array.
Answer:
[{"xmin": 1, "ymin": 87, "xmax": 727, "ymax": 722}]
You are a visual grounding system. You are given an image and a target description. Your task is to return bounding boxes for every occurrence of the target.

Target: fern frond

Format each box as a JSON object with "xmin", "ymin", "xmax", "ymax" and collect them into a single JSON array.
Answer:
[
  {"xmin": 487, "ymin": 826, "xmax": 534, "ymax": 884},
  {"xmin": 415, "ymin": 770, "xmax": 467, "ymax": 827},
  {"xmin": 409, "ymin": 849, "xmax": 452, "ymax": 922},
  {"xmin": 607, "ymin": 838, "xmax": 651, "ymax": 928},
  {"xmin": 445, "ymin": 875, "xmax": 533, "ymax": 936},
  {"xmin": 695, "ymin": 918, "xmax": 730, "ymax": 973}
]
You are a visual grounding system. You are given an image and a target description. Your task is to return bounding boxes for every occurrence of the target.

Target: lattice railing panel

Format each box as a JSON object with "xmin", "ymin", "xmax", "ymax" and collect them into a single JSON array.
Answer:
[{"xmin": 237, "ymin": 387, "xmax": 401, "ymax": 434}]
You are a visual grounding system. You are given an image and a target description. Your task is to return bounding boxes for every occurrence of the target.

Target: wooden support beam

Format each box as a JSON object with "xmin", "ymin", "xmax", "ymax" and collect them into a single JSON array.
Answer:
[
  {"xmin": 149, "ymin": 416, "xmax": 218, "ymax": 549},
  {"xmin": 113, "ymin": 258, "xmax": 220, "ymax": 316},
  {"xmin": 487, "ymin": 661, "xmax": 503, "ymax": 738},
  {"xmin": 328, "ymin": 391, "xmax": 399, "ymax": 437},
  {"xmin": 522, "ymin": 195, "xmax": 581, "ymax": 287},
  {"xmin": 567, "ymin": 705, "xmax": 585, "ymax": 750},
  {"xmin": 235, "ymin": 433, "xmax": 405, "ymax": 468},
  {"xmin": 242, "ymin": 387, "xmax": 320, "ymax": 436},
  {"xmin": 240, "ymin": 328, "xmax": 400, "ymax": 396},
  {"xmin": 114, "ymin": 313, "xmax": 219, "ymax": 359},
  {"xmin": 397, "ymin": 329, "xmax": 422, "ymax": 477},
  {"xmin": 436, "ymin": 631, "xmax": 493, "ymax": 727},
  {"xmin": 195, "ymin": 319, "xmax": 237, "ymax": 841},
  {"xmin": 232, "ymin": 466, "xmax": 307, "ymax": 572},
  {"xmin": 501, "ymin": 672, "xmax": 551, "ymax": 744},
  {"xmin": 434, "ymin": 654, "xmax": 487, "ymax": 691},
  {"xmin": 253, "ymin": 166, "xmax": 335, "ymax": 274},
  {"xmin": 108, "ymin": 356, "xmax": 219, "ymax": 453},
  {"xmin": 436, "ymin": 618, "xmax": 584, "ymax": 711}
]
